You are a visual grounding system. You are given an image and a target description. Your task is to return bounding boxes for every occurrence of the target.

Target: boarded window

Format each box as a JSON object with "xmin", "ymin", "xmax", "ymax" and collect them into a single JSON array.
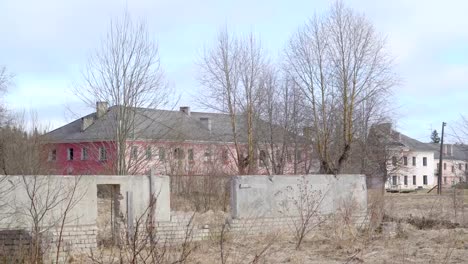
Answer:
[
  {"xmin": 222, "ymin": 149, "xmax": 229, "ymax": 162},
  {"xmin": 146, "ymin": 146, "xmax": 152, "ymax": 160},
  {"xmin": 159, "ymin": 148, "xmax": 165, "ymax": 161},
  {"xmin": 204, "ymin": 150, "xmax": 212, "ymax": 162},
  {"xmin": 403, "ymin": 156, "xmax": 408, "ymax": 166},
  {"xmin": 404, "ymin": 175, "xmax": 408, "ymax": 185},
  {"xmin": 81, "ymin": 147, "xmax": 88, "ymax": 160},
  {"xmin": 423, "ymin": 157, "xmax": 427, "ymax": 166},
  {"xmin": 131, "ymin": 146, "xmax": 138, "ymax": 159},
  {"xmin": 412, "ymin": 157, "xmax": 416, "ymax": 166},
  {"xmin": 48, "ymin": 149, "xmax": 57, "ymax": 161},
  {"xmin": 188, "ymin": 149, "xmax": 194, "ymax": 161},
  {"xmin": 99, "ymin": 147, "xmax": 107, "ymax": 161},
  {"xmin": 413, "ymin": 175, "xmax": 416, "ymax": 185},
  {"xmin": 174, "ymin": 148, "xmax": 184, "ymax": 160},
  {"xmin": 259, "ymin": 150, "xmax": 269, "ymax": 167},
  {"xmin": 423, "ymin": 175, "xmax": 428, "ymax": 185}
]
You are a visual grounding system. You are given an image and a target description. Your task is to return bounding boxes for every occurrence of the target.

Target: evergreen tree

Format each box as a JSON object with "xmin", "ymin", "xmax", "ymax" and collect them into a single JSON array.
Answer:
[{"xmin": 431, "ymin": 129, "xmax": 440, "ymax": 143}]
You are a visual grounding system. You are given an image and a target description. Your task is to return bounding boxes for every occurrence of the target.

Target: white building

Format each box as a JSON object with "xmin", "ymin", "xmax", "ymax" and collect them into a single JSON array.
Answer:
[{"xmin": 386, "ymin": 132, "xmax": 436, "ymax": 190}]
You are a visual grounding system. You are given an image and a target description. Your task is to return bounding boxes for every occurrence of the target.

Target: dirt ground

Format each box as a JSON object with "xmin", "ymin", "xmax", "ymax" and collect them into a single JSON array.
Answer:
[{"xmin": 77, "ymin": 188, "xmax": 468, "ymax": 264}]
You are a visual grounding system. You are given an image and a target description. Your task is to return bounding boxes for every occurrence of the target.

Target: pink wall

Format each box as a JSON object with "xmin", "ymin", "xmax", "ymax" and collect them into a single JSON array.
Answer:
[
  {"xmin": 45, "ymin": 140, "xmax": 313, "ymax": 176},
  {"xmin": 45, "ymin": 141, "xmax": 116, "ymax": 175}
]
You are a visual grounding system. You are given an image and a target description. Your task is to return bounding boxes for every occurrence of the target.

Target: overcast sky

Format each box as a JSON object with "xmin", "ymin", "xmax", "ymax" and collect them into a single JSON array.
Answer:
[{"xmin": 1, "ymin": 0, "xmax": 467, "ymax": 142}]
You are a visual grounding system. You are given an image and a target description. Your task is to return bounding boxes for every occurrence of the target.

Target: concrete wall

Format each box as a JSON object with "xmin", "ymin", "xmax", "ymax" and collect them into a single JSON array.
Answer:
[
  {"xmin": 230, "ymin": 174, "xmax": 367, "ymax": 219},
  {"xmin": 0, "ymin": 174, "xmax": 170, "ymax": 259}
]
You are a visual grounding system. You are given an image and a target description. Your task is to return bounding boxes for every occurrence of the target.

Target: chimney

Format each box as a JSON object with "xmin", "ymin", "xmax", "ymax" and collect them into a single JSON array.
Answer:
[
  {"xmin": 96, "ymin": 102, "xmax": 109, "ymax": 119},
  {"xmin": 392, "ymin": 131, "xmax": 401, "ymax": 142},
  {"xmin": 180, "ymin": 106, "xmax": 191, "ymax": 116},
  {"xmin": 81, "ymin": 116, "xmax": 94, "ymax": 131},
  {"xmin": 200, "ymin": 117, "xmax": 212, "ymax": 132}
]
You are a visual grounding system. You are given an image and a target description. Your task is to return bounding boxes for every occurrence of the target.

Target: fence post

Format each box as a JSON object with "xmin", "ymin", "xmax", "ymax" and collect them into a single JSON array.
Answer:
[{"xmin": 126, "ymin": 191, "xmax": 134, "ymax": 239}]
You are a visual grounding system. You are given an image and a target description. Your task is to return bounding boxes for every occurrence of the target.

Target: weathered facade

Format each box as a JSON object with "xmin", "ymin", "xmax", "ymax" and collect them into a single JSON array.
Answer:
[{"xmin": 43, "ymin": 103, "xmax": 314, "ymax": 176}]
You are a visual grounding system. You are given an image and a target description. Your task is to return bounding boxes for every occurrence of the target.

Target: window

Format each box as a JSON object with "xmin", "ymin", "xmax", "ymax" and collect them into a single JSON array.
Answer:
[
  {"xmin": 444, "ymin": 163, "xmax": 447, "ymax": 170},
  {"xmin": 423, "ymin": 157, "xmax": 427, "ymax": 166},
  {"xmin": 275, "ymin": 150, "xmax": 282, "ymax": 163},
  {"xmin": 444, "ymin": 177, "xmax": 447, "ymax": 184},
  {"xmin": 174, "ymin": 148, "xmax": 184, "ymax": 160},
  {"xmin": 403, "ymin": 156, "xmax": 408, "ymax": 166},
  {"xmin": 222, "ymin": 149, "xmax": 229, "ymax": 162},
  {"xmin": 412, "ymin": 157, "xmax": 416, "ymax": 166},
  {"xmin": 392, "ymin": 176, "xmax": 397, "ymax": 186},
  {"xmin": 99, "ymin": 147, "xmax": 107, "ymax": 161},
  {"xmin": 81, "ymin": 147, "xmax": 88, "ymax": 160},
  {"xmin": 451, "ymin": 166, "xmax": 455, "ymax": 173},
  {"xmin": 131, "ymin": 146, "xmax": 138, "ymax": 160},
  {"xmin": 423, "ymin": 175, "xmax": 427, "ymax": 185},
  {"xmin": 159, "ymin": 148, "xmax": 165, "ymax": 161},
  {"xmin": 459, "ymin": 164, "xmax": 462, "ymax": 170},
  {"xmin": 259, "ymin": 150, "xmax": 269, "ymax": 166},
  {"xmin": 404, "ymin": 175, "xmax": 408, "ymax": 185},
  {"xmin": 67, "ymin": 148, "xmax": 74, "ymax": 161},
  {"xmin": 145, "ymin": 146, "xmax": 152, "ymax": 160},
  {"xmin": 413, "ymin": 175, "xmax": 416, "ymax": 185},
  {"xmin": 203, "ymin": 149, "xmax": 212, "ymax": 162},
  {"xmin": 188, "ymin": 149, "xmax": 194, "ymax": 161},
  {"xmin": 392, "ymin": 156, "xmax": 397, "ymax": 166},
  {"xmin": 48, "ymin": 149, "xmax": 57, "ymax": 161}
]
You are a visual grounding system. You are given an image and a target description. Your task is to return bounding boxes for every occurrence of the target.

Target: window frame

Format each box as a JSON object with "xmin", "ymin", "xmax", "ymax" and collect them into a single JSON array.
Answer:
[
  {"xmin": 81, "ymin": 147, "xmax": 88, "ymax": 161},
  {"xmin": 67, "ymin": 148, "xmax": 74, "ymax": 161},
  {"xmin": 99, "ymin": 147, "xmax": 107, "ymax": 161},
  {"xmin": 158, "ymin": 147, "xmax": 165, "ymax": 161},
  {"xmin": 48, "ymin": 149, "xmax": 57, "ymax": 161},
  {"xmin": 145, "ymin": 146, "xmax": 152, "ymax": 160}
]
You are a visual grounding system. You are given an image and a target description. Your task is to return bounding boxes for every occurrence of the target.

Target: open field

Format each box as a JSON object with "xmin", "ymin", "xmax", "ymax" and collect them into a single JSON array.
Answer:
[{"xmin": 77, "ymin": 188, "xmax": 468, "ymax": 264}]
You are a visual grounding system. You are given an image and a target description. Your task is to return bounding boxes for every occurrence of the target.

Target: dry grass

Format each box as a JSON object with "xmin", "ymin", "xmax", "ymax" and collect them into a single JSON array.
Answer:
[{"xmin": 71, "ymin": 188, "xmax": 468, "ymax": 263}]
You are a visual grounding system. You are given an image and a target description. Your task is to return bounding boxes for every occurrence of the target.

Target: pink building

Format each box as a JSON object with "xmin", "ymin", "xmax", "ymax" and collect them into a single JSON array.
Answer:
[
  {"xmin": 434, "ymin": 144, "xmax": 468, "ymax": 186},
  {"xmin": 43, "ymin": 103, "xmax": 312, "ymax": 176}
]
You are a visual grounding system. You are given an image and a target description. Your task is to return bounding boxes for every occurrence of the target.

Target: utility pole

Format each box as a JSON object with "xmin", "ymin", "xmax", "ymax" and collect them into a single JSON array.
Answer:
[{"xmin": 437, "ymin": 122, "xmax": 446, "ymax": 195}]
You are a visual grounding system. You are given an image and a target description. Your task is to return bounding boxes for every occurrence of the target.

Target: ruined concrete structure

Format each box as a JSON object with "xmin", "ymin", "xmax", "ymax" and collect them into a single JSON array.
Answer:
[{"xmin": 0, "ymin": 174, "xmax": 367, "ymax": 260}]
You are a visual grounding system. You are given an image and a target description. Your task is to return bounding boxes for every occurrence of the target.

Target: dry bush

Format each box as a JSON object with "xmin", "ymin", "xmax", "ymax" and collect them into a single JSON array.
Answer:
[
  {"xmin": 89, "ymin": 193, "xmax": 197, "ymax": 264},
  {"xmin": 170, "ymin": 175, "xmax": 230, "ymax": 212},
  {"xmin": 278, "ymin": 177, "xmax": 328, "ymax": 250},
  {"xmin": 212, "ymin": 221, "xmax": 278, "ymax": 264}
]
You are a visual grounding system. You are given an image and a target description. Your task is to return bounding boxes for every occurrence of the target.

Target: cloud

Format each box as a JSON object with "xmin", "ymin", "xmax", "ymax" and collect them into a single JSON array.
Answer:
[{"xmin": 0, "ymin": 0, "xmax": 467, "ymax": 140}]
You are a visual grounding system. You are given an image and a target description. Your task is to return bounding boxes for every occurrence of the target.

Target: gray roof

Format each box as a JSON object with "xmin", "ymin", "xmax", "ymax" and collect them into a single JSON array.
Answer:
[
  {"xmin": 430, "ymin": 143, "xmax": 468, "ymax": 161},
  {"xmin": 397, "ymin": 133, "xmax": 436, "ymax": 152},
  {"xmin": 44, "ymin": 106, "xmax": 296, "ymax": 144}
]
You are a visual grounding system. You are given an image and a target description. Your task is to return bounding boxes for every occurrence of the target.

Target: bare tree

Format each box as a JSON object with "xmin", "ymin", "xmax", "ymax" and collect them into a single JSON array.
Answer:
[
  {"xmin": 198, "ymin": 29, "xmax": 266, "ymax": 174},
  {"xmin": 76, "ymin": 11, "xmax": 171, "ymax": 175},
  {"xmin": 285, "ymin": 1, "xmax": 396, "ymax": 174},
  {"xmin": 0, "ymin": 66, "xmax": 12, "ymax": 125}
]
